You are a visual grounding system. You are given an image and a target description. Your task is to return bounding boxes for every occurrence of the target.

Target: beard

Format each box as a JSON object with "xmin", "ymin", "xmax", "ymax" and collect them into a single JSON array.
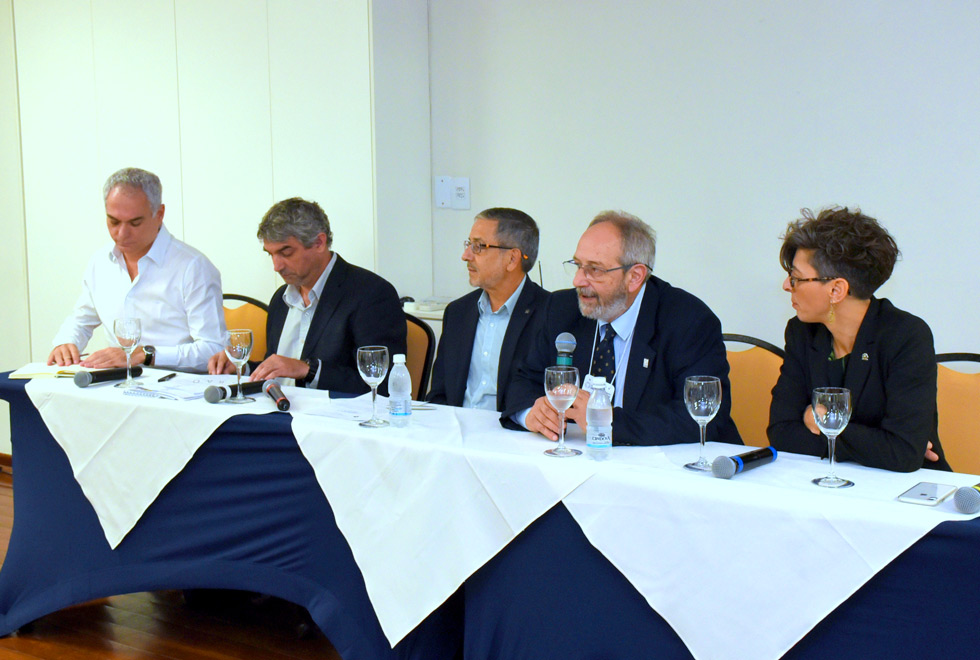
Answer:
[{"xmin": 577, "ymin": 278, "xmax": 630, "ymax": 321}]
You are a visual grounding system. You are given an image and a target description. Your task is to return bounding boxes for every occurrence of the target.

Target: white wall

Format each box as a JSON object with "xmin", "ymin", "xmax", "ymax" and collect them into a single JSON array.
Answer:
[{"xmin": 428, "ymin": 0, "xmax": 980, "ymax": 354}]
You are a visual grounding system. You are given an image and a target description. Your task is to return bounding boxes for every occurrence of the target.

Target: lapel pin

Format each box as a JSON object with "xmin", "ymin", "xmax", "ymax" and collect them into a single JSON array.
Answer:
[
  {"xmin": 861, "ymin": 353, "xmax": 869, "ymax": 361},
  {"xmin": 643, "ymin": 358, "xmax": 649, "ymax": 368}
]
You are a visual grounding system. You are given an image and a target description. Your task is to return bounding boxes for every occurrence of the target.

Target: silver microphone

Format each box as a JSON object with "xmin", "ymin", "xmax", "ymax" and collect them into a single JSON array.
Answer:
[{"xmin": 555, "ymin": 332, "xmax": 576, "ymax": 366}]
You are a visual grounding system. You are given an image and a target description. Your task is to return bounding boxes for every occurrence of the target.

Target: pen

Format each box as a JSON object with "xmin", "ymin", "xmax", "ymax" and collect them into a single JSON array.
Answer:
[{"xmin": 158, "ymin": 373, "xmax": 177, "ymax": 382}]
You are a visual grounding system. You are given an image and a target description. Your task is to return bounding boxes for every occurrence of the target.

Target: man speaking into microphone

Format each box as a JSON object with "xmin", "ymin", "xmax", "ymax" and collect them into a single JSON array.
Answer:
[{"xmin": 504, "ymin": 211, "xmax": 742, "ymax": 447}]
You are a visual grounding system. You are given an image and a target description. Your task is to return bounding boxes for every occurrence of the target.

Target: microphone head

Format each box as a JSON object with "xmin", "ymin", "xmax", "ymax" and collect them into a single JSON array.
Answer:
[
  {"xmin": 203, "ymin": 385, "xmax": 224, "ymax": 404},
  {"xmin": 954, "ymin": 486, "xmax": 980, "ymax": 514},
  {"xmin": 74, "ymin": 371, "xmax": 94, "ymax": 388},
  {"xmin": 555, "ymin": 332, "xmax": 577, "ymax": 354},
  {"xmin": 711, "ymin": 455, "xmax": 737, "ymax": 479}
]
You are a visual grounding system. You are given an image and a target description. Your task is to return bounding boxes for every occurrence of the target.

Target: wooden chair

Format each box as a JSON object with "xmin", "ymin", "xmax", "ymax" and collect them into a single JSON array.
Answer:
[
  {"xmin": 936, "ymin": 353, "xmax": 980, "ymax": 474},
  {"xmin": 223, "ymin": 294, "xmax": 269, "ymax": 361},
  {"xmin": 405, "ymin": 313, "xmax": 436, "ymax": 400},
  {"xmin": 723, "ymin": 334, "xmax": 786, "ymax": 448}
]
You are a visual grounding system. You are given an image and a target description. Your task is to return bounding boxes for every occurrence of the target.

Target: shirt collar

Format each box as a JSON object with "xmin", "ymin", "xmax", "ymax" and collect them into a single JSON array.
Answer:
[
  {"xmin": 477, "ymin": 276, "xmax": 527, "ymax": 317},
  {"xmin": 109, "ymin": 224, "xmax": 171, "ymax": 266},
  {"xmin": 603, "ymin": 281, "xmax": 646, "ymax": 340},
  {"xmin": 283, "ymin": 251, "xmax": 337, "ymax": 308}
]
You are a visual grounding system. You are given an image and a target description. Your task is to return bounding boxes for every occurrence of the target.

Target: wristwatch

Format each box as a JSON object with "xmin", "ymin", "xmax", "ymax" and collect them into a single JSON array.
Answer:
[
  {"xmin": 303, "ymin": 357, "xmax": 318, "ymax": 385},
  {"xmin": 143, "ymin": 345, "xmax": 156, "ymax": 367}
]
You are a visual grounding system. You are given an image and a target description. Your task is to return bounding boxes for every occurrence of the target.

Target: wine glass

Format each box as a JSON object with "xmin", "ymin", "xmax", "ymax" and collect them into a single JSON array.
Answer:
[
  {"xmin": 113, "ymin": 318, "xmax": 142, "ymax": 389},
  {"xmin": 811, "ymin": 387, "xmax": 853, "ymax": 488},
  {"xmin": 544, "ymin": 365, "xmax": 581, "ymax": 457},
  {"xmin": 684, "ymin": 375, "xmax": 722, "ymax": 471},
  {"xmin": 223, "ymin": 329, "xmax": 255, "ymax": 403},
  {"xmin": 358, "ymin": 346, "xmax": 390, "ymax": 427}
]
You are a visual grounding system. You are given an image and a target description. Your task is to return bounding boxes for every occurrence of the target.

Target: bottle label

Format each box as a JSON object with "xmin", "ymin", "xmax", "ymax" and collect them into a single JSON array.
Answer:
[{"xmin": 587, "ymin": 429, "xmax": 611, "ymax": 448}]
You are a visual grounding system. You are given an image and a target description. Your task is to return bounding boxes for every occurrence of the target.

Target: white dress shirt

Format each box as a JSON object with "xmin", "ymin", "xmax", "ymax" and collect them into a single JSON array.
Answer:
[
  {"xmin": 275, "ymin": 252, "xmax": 337, "ymax": 388},
  {"xmin": 52, "ymin": 225, "xmax": 226, "ymax": 373},
  {"xmin": 594, "ymin": 281, "xmax": 645, "ymax": 407},
  {"xmin": 463, "ymin": 277, "xmax": 527, "ymax": 410}
]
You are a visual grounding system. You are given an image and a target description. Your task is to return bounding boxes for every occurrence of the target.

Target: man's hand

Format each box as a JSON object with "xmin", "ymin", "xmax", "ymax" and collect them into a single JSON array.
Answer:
[
  {"xmin": 208, "ymin": 350, "xmax": 237, "ymax": 375},
  {"xmin": 925, "ymin": 441, "xmax": 939, "ymax": 463},
  {"xmin": 250, "ymin": 354, "xmax": 309, "ymax": 382},
  {"xmin": 803, "ymin": 404, "xmax": 824, "ymax": 435},
  {"xmin": 80, "ymin": 346, "xmax": 142, "ymax": 369},
  {"xmin": 563, "ymin": 389, "xmax": 592, "ymax": 432},
  {"xmin": 48, "ymin": 343, "xmax": 81, "ymax": 366},
  {"xmin": 525, "ymin": 395, "xmax": 564, "ymax": 441}
]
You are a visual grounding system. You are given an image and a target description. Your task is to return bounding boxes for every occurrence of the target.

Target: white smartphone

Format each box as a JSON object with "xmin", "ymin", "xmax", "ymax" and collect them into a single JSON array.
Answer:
[{"xmin": 896, "ymin": 482, "xmax": 957, "ymax": 506}]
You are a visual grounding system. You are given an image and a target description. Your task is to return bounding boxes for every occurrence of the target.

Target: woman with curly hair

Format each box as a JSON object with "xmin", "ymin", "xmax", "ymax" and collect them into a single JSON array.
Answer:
[{"xmin": 767, "ymin": 207, "xmax": 950, "ymax": 472}]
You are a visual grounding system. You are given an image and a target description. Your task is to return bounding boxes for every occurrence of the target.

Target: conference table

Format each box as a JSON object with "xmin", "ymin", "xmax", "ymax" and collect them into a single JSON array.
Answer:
[{"xmin": 2, "ymin": 370, "xmax": 980, "ymax": 660}]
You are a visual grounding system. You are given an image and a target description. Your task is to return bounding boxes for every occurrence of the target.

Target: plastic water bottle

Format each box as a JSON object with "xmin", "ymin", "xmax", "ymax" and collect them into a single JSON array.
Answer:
[
  {"xmin": 388, "ymin": 354, "xmax": 413, "ymax": 428},
  {"xmin": 586, "ymin": 377, "xmax": 613, "ymax": 461}
]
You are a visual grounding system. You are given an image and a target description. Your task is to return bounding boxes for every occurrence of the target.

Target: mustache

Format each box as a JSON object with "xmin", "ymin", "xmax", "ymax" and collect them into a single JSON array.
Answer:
[{"xmin": 576, "ymin": 286, "xmax": 597, "ymax": 297}]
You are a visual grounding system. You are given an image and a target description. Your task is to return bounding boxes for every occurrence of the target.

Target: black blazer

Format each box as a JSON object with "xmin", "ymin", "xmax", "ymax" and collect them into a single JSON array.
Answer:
[
  {"xmin": 427, "ymin": 278, "xmax": 549, "ymax": 411},
  {"xmin": 265, "ymin": 255, "xmax": 407, "ymax": 395},
  {"xmin": 502, "ymin": 278, "xmax": 742, "ymax": 447},
  {"xmin": 768, "ymin": 297, "xmax": 950, "ymax": 472}
]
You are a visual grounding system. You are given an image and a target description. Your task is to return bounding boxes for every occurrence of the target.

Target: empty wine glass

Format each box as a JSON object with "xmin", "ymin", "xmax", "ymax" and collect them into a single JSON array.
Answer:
[
  {"xmin": 358, "ymin": 346, "xmax": 390, "ymax": 427},
  {"xmin": 684, "ymin": 375, "xmax": 722, "ymax": 471},
  {"xmin": 113, "ymin": 318, "xmax": 142, "ymax": 389},
  {"xmin": 544, "ymin": 365, "xmax": 581, "ymax": 457},
  {"xmin": 223, "ymin": 329, "xmax": 255, "ymax": 403},
  {"xmin": 811, "ymin": 387, "xmax": 853, "ymax": 488}
]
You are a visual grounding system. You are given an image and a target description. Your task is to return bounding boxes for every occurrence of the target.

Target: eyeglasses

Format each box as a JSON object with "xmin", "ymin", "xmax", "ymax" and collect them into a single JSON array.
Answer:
[
  {"xmin": 563, "ymin": 259, "xmax": 643, "ymax": 281},
  {"xmin": 787, "ymin": 275, "xmax": 836, "ymax": 290},
  {"xmin": 463, "ymin": 239, "xmax": 520, "ymax": 256}
]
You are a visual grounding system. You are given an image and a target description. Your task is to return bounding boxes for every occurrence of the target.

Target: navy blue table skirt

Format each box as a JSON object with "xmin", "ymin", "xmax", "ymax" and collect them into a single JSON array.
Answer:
[{"xmin": 0, "ymin": 374, "xmax": 460, "ymax": 660}]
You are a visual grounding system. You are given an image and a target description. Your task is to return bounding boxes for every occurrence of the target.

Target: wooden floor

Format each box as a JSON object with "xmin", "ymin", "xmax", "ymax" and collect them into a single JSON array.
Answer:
[{"xmin": 0, "ymin": 469, "xmax": 342, "ymax": 659}]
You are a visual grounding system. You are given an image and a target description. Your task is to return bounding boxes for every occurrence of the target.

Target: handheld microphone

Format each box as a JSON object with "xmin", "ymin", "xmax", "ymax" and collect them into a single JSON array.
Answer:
[
  {"xmin": 555, "ymin": 332, "xmax": 576, "ymax": 366},
  {"xmin": 954, "ymin": 484, "xmax": 980, "ymax": 514},
  {"xmin": 711, "ymin": 446, "xmax": 778, "ymax": 479},
  {"xmin": 74, "ymin": 367, "xmax": 143, "ymax": 387},
  {"xmin": 263, "ymin": 380, "xmax": 290, "ymax": 411},
  {"xmin": 204, "ymin": 380, "xmax": 266, "ymax": 403}
]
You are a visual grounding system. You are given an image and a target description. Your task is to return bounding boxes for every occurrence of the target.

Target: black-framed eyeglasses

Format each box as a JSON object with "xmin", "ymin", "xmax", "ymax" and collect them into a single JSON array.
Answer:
[
  {"xmin": 463, "ymin": 239, "xmax": 519, "ymax": 255},
  {"xmin": 787, "ymin": 275, "xmax": 836, "ymax": 290},
  {"xmin": 563, "ymin": 259, "xmax": 644, "ymax": 281}
]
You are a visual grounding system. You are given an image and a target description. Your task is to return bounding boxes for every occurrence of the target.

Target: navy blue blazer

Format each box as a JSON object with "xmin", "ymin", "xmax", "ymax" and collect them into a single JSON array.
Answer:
[
  {"xmin": 768, "ymin": 297, "xmax": 950, "ymax": 472},
  {"xmin": 427, "ymin": 278, "xmax": 549, "ymax": 411},
  {"xmin": 502, "ymin": 278, "xmax": 742, "ymax": 447},
  {"xmin": 265, "ymin": 255, "xmax": 407, "ymax": 394}
]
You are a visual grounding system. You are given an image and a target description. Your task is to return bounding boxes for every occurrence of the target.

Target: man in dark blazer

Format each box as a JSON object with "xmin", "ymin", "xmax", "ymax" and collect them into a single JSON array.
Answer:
[
  {"xmin": 208, "ymin": 198, "xmax": 405, "ymax": 394},
  {"xmin": 427, "ymin": 208, "xmax": 549, "ymax": 411},
  {"xmin": 504, "ymin": 211, "xmax": 741, "ymax": 447}
]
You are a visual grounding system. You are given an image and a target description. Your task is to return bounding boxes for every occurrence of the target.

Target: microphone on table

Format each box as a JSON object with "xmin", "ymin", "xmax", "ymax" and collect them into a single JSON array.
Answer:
[
  {"xmin": 204, "ymin": 380, "xmax": 266, "ymax": 403},
  {"xmin": 74, "ymin": 367, "xmax": 143, "ymax": 387},
  {"xmin": 711, "ymin": 446, "xmax": 778, "ymax": 479},
  {"xmin": 954, "ymin": 484, "xmax": 980, "ymax": 514},
  {"xmin": 263, "ymin": 380, "xmax": 290, "ymax": 411},
  {"xmin": 555, "ymin": 332, "xmax": 576, "ymax": 366}
]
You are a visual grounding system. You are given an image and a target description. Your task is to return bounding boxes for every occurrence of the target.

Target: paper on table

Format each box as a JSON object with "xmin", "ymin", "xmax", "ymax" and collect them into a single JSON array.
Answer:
[
  {"xmin": 25, "ymin": 369, "xmax": 280, "ymax": 548},
  {"xmin": 10, "ymin": 362, "xmax": 86, "ymax": 379}
]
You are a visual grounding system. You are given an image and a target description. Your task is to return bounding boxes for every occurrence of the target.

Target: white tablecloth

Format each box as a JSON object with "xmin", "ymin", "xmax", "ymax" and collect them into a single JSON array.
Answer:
[{"xmin": 24, "ymin": 369, "xmax": 281, "ymax": 547}]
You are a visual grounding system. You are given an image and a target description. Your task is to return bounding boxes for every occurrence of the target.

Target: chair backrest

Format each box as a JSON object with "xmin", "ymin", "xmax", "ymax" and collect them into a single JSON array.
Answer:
[
  {"xmin": 405, "ymin": 313, "xmax": 436, "ymax": 400},
  {"xmin": 936, "ymin": 353, "xmax": 980, "ymax": 474},
  {"xmin": 722, "ymin": 334, "xmax": 786, "ymax": 448},
  {"xmin": 223, "ymin": 294, "xmax": 269, "ymax": 361}
]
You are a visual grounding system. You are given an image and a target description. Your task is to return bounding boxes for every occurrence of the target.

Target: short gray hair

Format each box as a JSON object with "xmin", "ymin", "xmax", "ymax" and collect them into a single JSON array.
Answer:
[
  {"xmin": 103, "ymin": 167, "xmax": 163, "ymax": 214},
  {"xmin": 589, "ymin": 210, "xmax": 656, "ymax": 276},
  {"xmin": 257, "ymin": 197, "xmax": 333, "ymax": 248},
  {"xmin": 476, "ymin": 207, "xmax": 539, "ymax": 272}
]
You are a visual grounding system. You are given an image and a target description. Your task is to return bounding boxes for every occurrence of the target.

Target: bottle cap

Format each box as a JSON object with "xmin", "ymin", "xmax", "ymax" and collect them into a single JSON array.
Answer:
[{"xmin": 393, "ymin": 354, "xmax": 406, "ymax": 363}]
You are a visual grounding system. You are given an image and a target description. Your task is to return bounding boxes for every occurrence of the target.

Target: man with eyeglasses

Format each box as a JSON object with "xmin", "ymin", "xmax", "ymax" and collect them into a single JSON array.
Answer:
[
  {"xmin": 426, "ymin": 208, "xmax": 549, "ymax": 410},
  {"xmin": 503, "ymin": 211, "xmax": 742, "ymax": 447}
]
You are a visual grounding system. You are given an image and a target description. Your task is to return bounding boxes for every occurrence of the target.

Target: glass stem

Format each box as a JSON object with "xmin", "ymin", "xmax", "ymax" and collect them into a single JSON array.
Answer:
[
  {"xmin": 557, "ymin": 411, "xmax": 566, "ymax": 451},
  {"xmin": 235, "ymin": 365, "xmax": 243, "ymax": 401},
  {"xmin": 698, "ymin": 421, "xmax": 707, "ymax": 461},
  {"xmin": 125, "ymin": 351, "xmax": 133, "ymax": 387},
  {"xmin": 827, "ymin": 434, "xmax": 838, "ymax": 478},
  {"xmin": 371, "ymin": 386, "xmax": 378, "ymax": 421}
]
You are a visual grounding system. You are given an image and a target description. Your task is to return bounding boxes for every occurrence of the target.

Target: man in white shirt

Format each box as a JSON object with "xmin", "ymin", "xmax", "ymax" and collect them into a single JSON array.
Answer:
[
  {"xmin": 48, "ymin": 168, "xmax": 225, "ymax": 373},
  {"xmin": 426, "ymin": 208, "xmax": 549, "ymax": 411},
  {"xmin": 208, "ymin": 197, "xmax": 406, "ymax": 393}
]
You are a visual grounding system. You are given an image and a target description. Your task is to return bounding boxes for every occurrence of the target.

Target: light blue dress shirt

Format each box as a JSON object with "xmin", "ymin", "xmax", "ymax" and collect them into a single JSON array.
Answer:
[{"xmin": 462, "ymin": 277, "xmax": 528, "ymax": 410}]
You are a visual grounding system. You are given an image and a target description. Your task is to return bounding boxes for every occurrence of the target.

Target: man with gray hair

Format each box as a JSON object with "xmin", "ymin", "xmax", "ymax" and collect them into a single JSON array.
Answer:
[
  {"xmin": 504, "ymin": 211, "xmax": 742, "ymax": 446},
  {"xmin": 208, "ymin": 197, "xmax": 405, "ymax": 393},
  {"xmin": 48, "ymin": 167, "xmax": 225, "ymax": 372},
  {"xmin": 427, "ymin": 207, "xmax": 549, "ymax": 410}
]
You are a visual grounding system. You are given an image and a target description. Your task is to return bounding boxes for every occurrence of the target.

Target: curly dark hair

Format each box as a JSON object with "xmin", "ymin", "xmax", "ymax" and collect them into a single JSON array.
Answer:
[{"xmin": 779, "ymin": 207, "xmax": 900, "ymax": 300}]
